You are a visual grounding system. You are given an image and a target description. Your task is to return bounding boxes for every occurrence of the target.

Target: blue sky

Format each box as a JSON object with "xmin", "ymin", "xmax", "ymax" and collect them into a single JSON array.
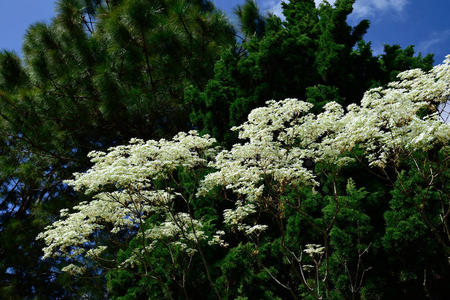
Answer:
[
  {"xmin": 0, "ymin": 0, "xmax": 56, "ymax": 53},
  {"xmin": 0, "ymin": 0, "xmax": 449, "ymax": 64},
  {"xmin": 215, "ymin": 0, "xmax": 450, "ymax": 64}
]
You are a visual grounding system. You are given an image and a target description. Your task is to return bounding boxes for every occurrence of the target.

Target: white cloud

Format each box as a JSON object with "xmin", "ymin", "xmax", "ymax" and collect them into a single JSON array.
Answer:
[
  {"xmin": 352, "ymin": 0, "xmax": 409, "ymax": 19},
  {"xmin": 315, "ymin": 0, "xmax": 337, "ymax": 6},
  {"xmin": 259, "ymin": 0, "xmax": 336, "ymax": 19},
  {"xmin": 417, "ymin": 29, "xmax": 450, "ymax": 54},
  {"xmin": 371, "ymin": 43, "xmax": 385, "ymax": 56},
  {"xmin": 259, "ymin": 0, "xmax": 284, "ymax": 18},
  {"xmin": 259, "ymin": 0, "xmax": 408, "ymax": 20}
]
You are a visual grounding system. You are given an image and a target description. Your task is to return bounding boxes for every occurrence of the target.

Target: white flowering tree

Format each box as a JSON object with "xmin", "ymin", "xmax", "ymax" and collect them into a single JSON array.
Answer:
[
  {"xmin": 199, "ymin": 56, "xmax": 449, "ymax": 298},
  {"xmin": 39, "ymin": 56, "xmax": 450, "ymax": 299},
  {"xmin": 37, "ymin": 131, "xmax": 226, "ymax": 299}
]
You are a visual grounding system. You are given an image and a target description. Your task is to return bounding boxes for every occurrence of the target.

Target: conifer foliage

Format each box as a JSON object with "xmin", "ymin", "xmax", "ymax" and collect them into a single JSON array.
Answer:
[
  {"xmin": 186, "ymin": 0, "xmax": 433, "ymax": 144},
  {"xmin": 0, "ymin": 0, "xmax": 233, "ymax": 297},
  {"xmin": 0, "ymin": 0, "xmax": 447, "ymax": 299},
  {"xmin": 40, "ymin": 57, "xmax": 450, "ymax": 299}
]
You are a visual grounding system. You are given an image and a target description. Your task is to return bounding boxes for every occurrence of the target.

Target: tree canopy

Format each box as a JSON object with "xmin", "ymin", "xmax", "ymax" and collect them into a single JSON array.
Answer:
[
  {"xmin": 186, "ymin": 0, "xmax": 433, "ymax": 144},
  {"xmin": 0, "ymin": 0, "xmax": 234, "ymax": 297},
  {"xmin": 0, "ymin": 0, "xmax": 447, "ymax": 299},
  {"xmin": 40, "ymin": 57, "xmax": 450, "ymax": 299}
]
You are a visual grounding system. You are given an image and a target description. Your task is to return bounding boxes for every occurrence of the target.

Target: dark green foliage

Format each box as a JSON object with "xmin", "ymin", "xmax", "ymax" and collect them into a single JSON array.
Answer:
[
  {"xmin": 380, "ymin": 44, "xmax": 435, "ymax": 82},
  {"xmin": 186, "ymin": 0, "xmax": 433, "ymax": 144},
  {"xmin": 234, "ymin": 0, "xmax": 266, "ymax": 38},
  {"xmin": 215, "ymin": 243, "xmax": 280, "ymax": 300},
  {"xmin": 382, "ymin": 149, "xmax": 450, "ymax": 299},
  {"xmin": 0, "ymin": 0, "xmax": 234, "ymax": 297},
  {"xmin": 0, "ymin": 0, "xmax": 447, "ymax": 299}
]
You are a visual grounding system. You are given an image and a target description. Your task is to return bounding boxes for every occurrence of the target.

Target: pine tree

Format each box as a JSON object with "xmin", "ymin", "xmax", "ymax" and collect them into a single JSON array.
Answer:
[{"xmin": 0, "ymin": 0, "xmax": 234, "ymax": 297}]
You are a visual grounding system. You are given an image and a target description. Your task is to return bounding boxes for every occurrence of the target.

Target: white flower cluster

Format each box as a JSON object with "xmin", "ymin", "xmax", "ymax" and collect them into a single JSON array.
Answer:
[
  {"xmin": 37, "ymin": 131, "xmax": 219, "ymax": 274},
  {"xmin": 223, "ymin": 201, "xmax": 268, "ymax": 235},
  {"xmin": 145, "ymin": 212, "xmax": 207, "ymax": 255},
  {"xmin": 324, "ymin": 57, "xmax": 450, "ymax": 166},
  {"xmin": 122, "ymin": 212, "xmax": 213, "ymax": 266},
  {"xmin": 303, "ymin": 244, "xmax": 325, "ymax": 257},
  {"xmin": 66, "ymin": 131, "xmax": 217, "ymax": 193},
  {"xmin": 61, "ymin": 264, "xmax": 87, "ymax": 275},
  {"xmin": 198, "ymin": 56, "xmax": 450, "ymax": 233},
  {"xmin": 38, "ymin": 56, "xmax": 450, "ymax": 274},
  {"xmin": 208, "ymin": 230, "xmax": 228, "ymax": 247}
]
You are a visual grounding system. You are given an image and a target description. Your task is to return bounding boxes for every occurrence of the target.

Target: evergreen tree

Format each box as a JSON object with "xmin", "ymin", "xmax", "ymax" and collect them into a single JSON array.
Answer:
[
  {"xmin": 0, "ymin": 0, "xmax": 234, "ymax": 297},
  {"xmin": 186, "ymin": 0, "xmax": 433, "ymax": 145},
  {"xmin": 0, "ymin": 0, "xmax": 444, "ymax": 298},
  {"xmin": 37, "ymin": 58, "xmax": 450, "ymax": 299}
]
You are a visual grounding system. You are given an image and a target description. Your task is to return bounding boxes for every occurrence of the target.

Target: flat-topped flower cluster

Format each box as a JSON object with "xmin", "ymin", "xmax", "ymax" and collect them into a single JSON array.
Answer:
[
  {"xmin": 38, "ymin": 56, "xmax": 450, "ymax": 275},
  {"xmin": 37, "ymin": 131, "xmax": 220, "ymax": 274},
  {"xmin": 198, "ymin": 56, "xmax": 449, "ymax": 233}
]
